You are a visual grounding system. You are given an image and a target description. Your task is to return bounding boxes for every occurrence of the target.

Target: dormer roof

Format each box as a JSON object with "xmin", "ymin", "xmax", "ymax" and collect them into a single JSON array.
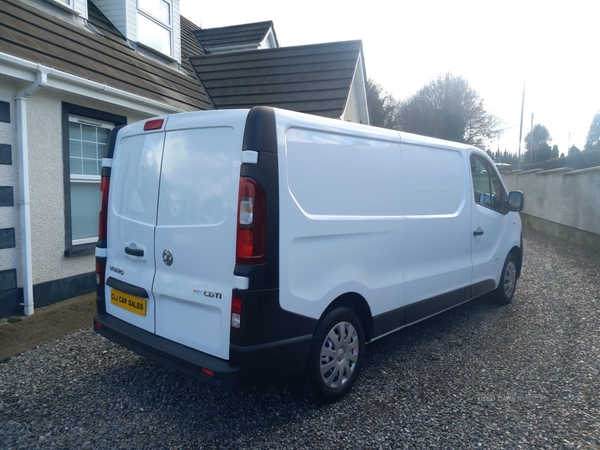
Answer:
[{"xmin": 193, "ymin": 21, "xmax": 278, "ymax": 53}]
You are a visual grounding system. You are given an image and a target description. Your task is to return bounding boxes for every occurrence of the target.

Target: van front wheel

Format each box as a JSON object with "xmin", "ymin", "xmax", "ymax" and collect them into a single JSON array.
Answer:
[
  {"xmin": 492, "ymin": 253, "xmax": 517, "ymax": 305},
  {"xmin": 303, "ymin": 307, "xmax": 365, "ymax": 403}
]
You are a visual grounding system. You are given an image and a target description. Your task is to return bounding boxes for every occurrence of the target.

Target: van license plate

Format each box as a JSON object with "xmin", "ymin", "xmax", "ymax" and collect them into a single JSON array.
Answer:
[{"xmin": 110, "ymin": 289, "xmax": 147, "ymax": 316}]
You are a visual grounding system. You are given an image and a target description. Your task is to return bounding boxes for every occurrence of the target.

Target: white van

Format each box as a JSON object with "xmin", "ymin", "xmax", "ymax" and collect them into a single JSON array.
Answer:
[{"xmin": 94, "ymin": 107, "xmax": 524, "ymax": 402}]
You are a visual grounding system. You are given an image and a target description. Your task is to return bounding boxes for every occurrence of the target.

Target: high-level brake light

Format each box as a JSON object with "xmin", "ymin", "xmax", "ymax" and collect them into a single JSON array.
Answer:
[{"xmin": 143, "ymin": 118, "xmax": 164, "ymax": 131}]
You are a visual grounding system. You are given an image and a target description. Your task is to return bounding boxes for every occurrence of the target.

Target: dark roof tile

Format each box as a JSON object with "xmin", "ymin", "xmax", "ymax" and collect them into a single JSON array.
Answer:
[
  {"xmin": 190, "ymin": 40, "xmax": 362, "ymax": 118},
  {"xmin": 180, "ymin": 15, "xmax": 205, "ymax": 75}
]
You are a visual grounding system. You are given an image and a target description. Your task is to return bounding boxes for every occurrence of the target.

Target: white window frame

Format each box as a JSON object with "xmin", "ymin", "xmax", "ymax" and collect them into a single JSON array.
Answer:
[
  {"xmin": 48, "ymin": 0, "xmax": 76, "ymax": 12},
  {"xmin": 68, "ymin": 115, "xmax": 113, "ymax": 246},
  {"xmin": 137, "ymin": 0, "xmax": 173, "ymax": 56},
  {"xmin": 52, "ymin": 0, "xmax": 72, "ymax": 6}
]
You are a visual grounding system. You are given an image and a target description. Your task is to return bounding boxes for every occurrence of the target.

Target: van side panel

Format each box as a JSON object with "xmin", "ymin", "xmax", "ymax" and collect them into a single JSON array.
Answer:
[
  {"xmin": 400, "ymin": 141, "xmax": 472, "ymax": 318},
  {"xmin": 278, "ymin": 118, "xmax": 405, "ymax": 322}
]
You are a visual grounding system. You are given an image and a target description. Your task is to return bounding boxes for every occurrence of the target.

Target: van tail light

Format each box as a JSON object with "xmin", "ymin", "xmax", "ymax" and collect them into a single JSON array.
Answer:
[
  {"xmin": 231, "ymin": 296, "xmax": 242, "ymax": 329},
  {"xmin": 236, "ymin": 177, "xmax": 266, "ymax": 265},
  {"xmin": 98, "ymin": 176, "xmax": 110, "ymax": 242},
  {"xmin": 96, "ymin": 260, "xmax": 106, "ymax": 288},
  {"xmin": 96, "ymin": 174, "xmax": 110, "ymax": 288}
]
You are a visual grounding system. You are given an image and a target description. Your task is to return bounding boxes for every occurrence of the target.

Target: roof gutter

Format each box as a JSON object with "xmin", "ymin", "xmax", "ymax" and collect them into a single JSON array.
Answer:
[{"xmin": 0, "ymin": 52, "xmax": 185, "ymax": 115}]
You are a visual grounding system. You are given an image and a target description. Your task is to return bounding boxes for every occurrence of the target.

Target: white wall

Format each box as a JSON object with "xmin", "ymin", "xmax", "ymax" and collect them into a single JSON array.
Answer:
[
  {"xmin": 29, "ymin": 90, "xmax": 150, "ymax": 284},
  {"xmin": 73, "ymin": 0, "xmax": 88, "ymax": 18},
  {"xmin": 26, "ymin": 93, "xmax": 67, "ymax": 284},
  {"xmin": 503, "ymin": 167, "xmax": 600, "ymax": 236},
  {"xmin": 172, "ymin": 0, "xmax": 181, "ymax": 63}
]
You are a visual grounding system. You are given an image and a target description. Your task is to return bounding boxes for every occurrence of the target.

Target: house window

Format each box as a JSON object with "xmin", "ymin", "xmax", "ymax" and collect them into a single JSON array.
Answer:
[
  {"xmin": 137, "ymin": 0, "xmax": 172, "ymax": 56},
  {"xmin": 62, "ymin": 104, "xmax": 126, "ymax": 256},
  {"xmin": 68, "ymin": 116, "xmax": 112, "ymax": 245}
]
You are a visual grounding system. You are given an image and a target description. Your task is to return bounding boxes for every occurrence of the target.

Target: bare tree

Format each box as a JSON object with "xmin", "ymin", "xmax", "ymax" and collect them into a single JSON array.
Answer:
[
  {"xmin": 367, "ymin": 79, "xmax": 401, "ymax": 129},
  {"xmin": 398, "ymin": 73, "xmax": 501, "ymax": 146}
]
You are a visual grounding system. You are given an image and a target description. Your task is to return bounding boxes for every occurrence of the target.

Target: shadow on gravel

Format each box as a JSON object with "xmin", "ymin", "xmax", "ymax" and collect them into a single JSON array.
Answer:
[{"xmin": 73, "ymin": 295, "xmax": 507, "ymax": 446}]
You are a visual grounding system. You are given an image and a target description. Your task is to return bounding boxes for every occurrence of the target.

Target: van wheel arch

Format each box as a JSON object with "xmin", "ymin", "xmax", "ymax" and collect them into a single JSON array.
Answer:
[
  {"xmin": 491, "ymin": 253, "xmax": 518, "ymax": 305},
  {"xmin": 303, "ymin": 296, "xmax": 371, "ymax": 402},
  {"xmin": 510, "ymin": 246, "xmax": 522, "ymax": 279},
  {"xmin": 321, "ymin": 292, "xmax": 373, "ymax": 342}
]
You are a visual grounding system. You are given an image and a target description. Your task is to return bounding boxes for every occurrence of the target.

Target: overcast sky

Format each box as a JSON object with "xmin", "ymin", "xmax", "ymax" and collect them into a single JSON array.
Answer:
[{"xmin": 181, "ymin": 0, "xmax": 599, "ymax": 155}]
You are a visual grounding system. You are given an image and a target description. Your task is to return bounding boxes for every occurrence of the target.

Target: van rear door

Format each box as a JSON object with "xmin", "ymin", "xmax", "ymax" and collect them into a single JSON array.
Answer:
[
  {"xmin": 104, "ymin": 124, "xmax": 165, "ymax": 333},
  {"xmin": 152, "ymin": 112, "xmax": 246, "ymax": 360}
]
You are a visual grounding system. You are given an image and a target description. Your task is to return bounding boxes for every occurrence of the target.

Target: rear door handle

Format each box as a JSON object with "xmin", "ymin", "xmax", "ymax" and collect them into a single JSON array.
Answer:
[
  {"xmin": 124, "ymin": 246, "xmax": 144, "ymax": 257},
  {"xmin": 473, "ymin": 228, "xmax": 484, "ymax": 236}
]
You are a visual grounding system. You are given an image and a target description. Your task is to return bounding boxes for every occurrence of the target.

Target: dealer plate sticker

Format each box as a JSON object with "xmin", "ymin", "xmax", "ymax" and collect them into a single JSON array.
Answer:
[{"xmin": 110, "ymin": 289, "xmax": 147, "ymax": 316}]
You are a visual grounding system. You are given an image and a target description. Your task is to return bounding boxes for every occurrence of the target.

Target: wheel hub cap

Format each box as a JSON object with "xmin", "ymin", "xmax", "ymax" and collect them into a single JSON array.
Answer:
[
  {"xmin": 319, "ymin": 321, "xmax": 359, "ymax": 389},
  {"xmin": 504, "ymin": 261, "xmax": 516, "ymax": 298}
]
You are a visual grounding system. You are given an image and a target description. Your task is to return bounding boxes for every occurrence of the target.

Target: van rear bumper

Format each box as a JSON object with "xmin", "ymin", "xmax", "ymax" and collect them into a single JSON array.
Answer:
[{"xmin": 93, "ymin": 313, "xmax": 312, "ymax": 386}]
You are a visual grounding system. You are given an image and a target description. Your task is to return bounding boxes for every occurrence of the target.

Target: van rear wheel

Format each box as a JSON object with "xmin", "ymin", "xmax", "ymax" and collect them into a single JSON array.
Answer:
[
  {"xmin": 491, "ymin": 254, "xmax": 517, "ymax": 305},
  {"xmin": 303, "ymin": 307, "xmax": 365, "ymax": 403}
]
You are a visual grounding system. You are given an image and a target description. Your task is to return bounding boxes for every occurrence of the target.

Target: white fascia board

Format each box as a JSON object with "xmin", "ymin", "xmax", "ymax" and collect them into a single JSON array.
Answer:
[
  {"xmin": 356, "ymin": 53, "xmax": 370, "ymax": 125},
  {"xmin": 341, "ymin": 52, "xmax": 370, "ymax": 125},
  {"xmin": 259, "ymin": 29, "xmax": 277, "ymax": 49},
  {"xmin": 0, "ymin": 51, "xmax": 186, "ymax": 115}
]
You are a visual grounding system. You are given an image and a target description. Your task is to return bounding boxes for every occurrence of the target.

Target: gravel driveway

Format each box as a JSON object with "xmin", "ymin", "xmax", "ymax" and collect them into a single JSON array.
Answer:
[{"xmin": 1, "ymin": 227, "xmax": 599, "ymax": 449}]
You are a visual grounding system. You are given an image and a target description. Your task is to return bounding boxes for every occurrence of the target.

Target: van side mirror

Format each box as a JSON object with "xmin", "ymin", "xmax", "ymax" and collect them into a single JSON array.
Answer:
[{"xmin": 508, "ymin": 191, "xmax": 524, "ymax": 212}]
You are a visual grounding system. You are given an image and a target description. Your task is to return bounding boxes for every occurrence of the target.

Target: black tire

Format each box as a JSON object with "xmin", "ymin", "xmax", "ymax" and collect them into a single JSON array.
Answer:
[
  {"xmin": 491, "ymin": 253, "xmax": 518, "ymax": 305},
  {"xmin": 303, "ymin": 307, "xmax": 365, "ymax": 403}
]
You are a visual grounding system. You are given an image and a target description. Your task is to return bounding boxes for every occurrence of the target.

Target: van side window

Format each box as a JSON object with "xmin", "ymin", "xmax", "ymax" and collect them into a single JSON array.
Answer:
[{"xmin": 470, "ymin": 155, "xmax": 503, "ymax": 212}]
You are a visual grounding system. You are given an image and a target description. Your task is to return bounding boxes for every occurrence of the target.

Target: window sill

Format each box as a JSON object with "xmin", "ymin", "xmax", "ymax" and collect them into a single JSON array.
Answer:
[
  {"xmin": 64, "ymin": 243, "xmax": 96, "ymax": 257},
  {"xmin": 132, "ymin": 41, "xmax": 179, "ymax": 68}
]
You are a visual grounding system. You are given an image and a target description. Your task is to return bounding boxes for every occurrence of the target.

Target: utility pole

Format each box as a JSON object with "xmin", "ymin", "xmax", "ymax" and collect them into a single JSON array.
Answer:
[
  {"xmin": 517, "ymin": 82, "xmax": 525, "ymax": 170},
  {"xmin": 497, "ymin": 131, "xmax": 500, "ymax": 159},
  {"xmin": 530, "ymin": 113, "xmax": 534, "ymax": 163}
]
